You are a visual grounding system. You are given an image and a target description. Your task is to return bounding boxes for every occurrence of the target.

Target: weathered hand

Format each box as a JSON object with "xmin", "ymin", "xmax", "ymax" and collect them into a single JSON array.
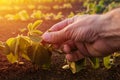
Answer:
[{"xmin": 42, "ymin": 8, "xmax": 120, "ymax": 61}]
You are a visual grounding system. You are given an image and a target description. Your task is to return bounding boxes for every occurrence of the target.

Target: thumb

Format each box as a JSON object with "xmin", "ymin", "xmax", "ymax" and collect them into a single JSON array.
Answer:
[{"xmin": 42, "ymin": 30, "xmax": 67, "ymax": 44}]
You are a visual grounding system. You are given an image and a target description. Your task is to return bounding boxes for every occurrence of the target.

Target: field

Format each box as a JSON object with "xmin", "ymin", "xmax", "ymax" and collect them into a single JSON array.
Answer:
[{"xmin": 0, "ymin": 0, "xmax": 120, "ymax": 80}]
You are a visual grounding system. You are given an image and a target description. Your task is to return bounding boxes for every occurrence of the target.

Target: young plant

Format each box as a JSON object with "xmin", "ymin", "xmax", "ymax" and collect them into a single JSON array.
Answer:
[
  {"xmin": 4, "ymin": 10, "xmax": 29, "ymax": 21},
  {"xmin": 31, "ymin": 10, "xmax": 43, "ymax": 19},
  {"xmin": 0, "ymin": 20, "xmax": 51, "ymax": 69},
  {"xmin": 53, "ymin": 12, "xmax": 63, "ymax": 20},
  {"xmin": 62, "ymin": 55, "xmax": 115, "ymax": 74},
  {"xmin": 67, "ymin": 12, "xmax": 75, "ymax": 18}
]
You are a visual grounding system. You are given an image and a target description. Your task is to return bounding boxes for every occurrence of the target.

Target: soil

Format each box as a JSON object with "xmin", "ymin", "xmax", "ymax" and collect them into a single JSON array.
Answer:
[{"xmin": 0, "ymin": 1, "xmax": 120, "ymax": 80}]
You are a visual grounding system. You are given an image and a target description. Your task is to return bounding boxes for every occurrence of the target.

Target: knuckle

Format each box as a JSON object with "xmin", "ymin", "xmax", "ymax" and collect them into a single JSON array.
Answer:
[
  {"xmin": 63, "ymin": 27, "xmax": 72, "ymax": 40},
  {"xmin": 66, "ymin": 18, "xmax": 74, "ymax": 24},
  {"xmin": 50, "ymin": 33, "xmax": 57, "ymax": 43}
]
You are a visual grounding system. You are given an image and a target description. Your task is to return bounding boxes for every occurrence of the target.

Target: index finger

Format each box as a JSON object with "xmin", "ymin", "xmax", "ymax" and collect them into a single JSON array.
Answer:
[{"xmin": 49, "ymin": 18, "xmax": 74, "ymax": 31}]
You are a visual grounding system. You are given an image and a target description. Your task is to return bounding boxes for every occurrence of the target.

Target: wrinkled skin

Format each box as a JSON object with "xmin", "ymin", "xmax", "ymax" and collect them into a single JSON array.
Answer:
[{"xmin": 42, "ymin": 8, "xmax": 120, "ymax": 62}]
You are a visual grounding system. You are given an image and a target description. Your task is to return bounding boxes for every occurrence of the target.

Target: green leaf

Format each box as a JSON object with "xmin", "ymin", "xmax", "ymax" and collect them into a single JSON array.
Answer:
[
  {"xmin": 31, "ymin": 30, "xmax": 43, "ymax": 35},
  {"xmin": 18, "ymin": 10, "xmax": 29, "ymax": 21},
  {"xmin": 18, "ymin": 36, "xmax": 31, "ymax": 61},
  {"xmin": 88, "ymin": 57, "xmax": 100, "ymax": 69},
  {"xmin": 0, "ymin": 41, "xmax": 10, "ymax": 55},
  {"xmin": 27, "ymin": 23, "xmax": 33, "ymax": 31},
  {"xmin": 19, "ymin": 36, "xmax": 31, "ymax": 51},
  {"xmin": 31, "ymin": 10, "xmax": 43, "ymax": 19},
  {"xmin": 7, "ymin": 52, "xmax": 18, "ymax": 63},
  {"xmin": 0, "ymin": 41, "xmax": 4, "ymax": 49},
  {"xmin": 3, "ymin": 43, "xmax": 10, "ymax": 55},
  {"xmin": 103, "ymin": 55, "xmax": 112, "ymax": 69},
  {"xmin": 6, "ymin": 38, "xmax": 19, "ymax": 55},
  {"xmin": 68, "ymin": 12, "xmax": 74, "ymax": 18},
  {"xmin": 113, "ymin": 52, "xmax": 120, "ymax": 57},
  {"xmin": 75, "ymin": 59, "xmax": 86, "ymax": 71},
  {"xmin": 22, "ymin": 52, "xmax": 30, "ymax": 61},
  {"xmin": 95, "ymin": 4, "xmax": 105, "ymax": 13},
  {"xmin": 5, "ymin": 14, "xmax": 14, "ymax": 20},
  {"xmin": 5, "ymin": 37, "xmax": 20, "ymax": 63},
  {"xmin": 83, "ymin": 0, "xmax": 89, "ymax": 7},
  {"xmin": 69, "ymin": 59, "xmax": 86, "ymax": 74},
  {"xmin": 69, "ymin": 62, "xmax": 76, "ymax": 73},
  {"xmin": 27, "ymin": 44, "xmax": 51, "ymax": 67},
  {"xmin": 99, "ymin": 0, "xmax": 104, "ymax": 5},
  {"xmin": 29, "ymin": 35, "xmax": 42, "ymax": 42},
  {"xmin": 32, "ymin": 20, "xmax": 42, "ymax": 30},
  {"xmin": 19, "ymin": 28, "xmax": 27, "ymax": 33},
  {"xmin": 89, "ymin": 2, "xmax": 96, "ymax": 9},
  {"xmin": 6, "ymin": 38, "xmax": 15, "ymax": 46}
]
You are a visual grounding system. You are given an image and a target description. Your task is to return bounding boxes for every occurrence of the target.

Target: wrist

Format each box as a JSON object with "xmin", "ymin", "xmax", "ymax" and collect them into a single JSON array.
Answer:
[
  {"xmin": 98, "ymin": 8, "xmax": 120, "ymax": 52},
  {"xmin": 99, "ymin": 8, "xmax": 120, "ymax": 38}
]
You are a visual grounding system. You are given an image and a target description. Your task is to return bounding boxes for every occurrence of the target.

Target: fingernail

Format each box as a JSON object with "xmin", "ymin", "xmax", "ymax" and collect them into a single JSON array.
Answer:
[{"xmin": 42, "ymin": 33, "xmax": 51, "ymax": 42}]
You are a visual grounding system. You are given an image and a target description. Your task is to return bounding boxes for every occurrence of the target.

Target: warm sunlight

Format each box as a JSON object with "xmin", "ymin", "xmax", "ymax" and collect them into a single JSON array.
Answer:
[
  {"xmin": 0, "ymin": 0, "xmax": 119, "ymax": 80},
  {"xmin": 0, "ymin": 0, "xmax": 75, "ymax": 5}
]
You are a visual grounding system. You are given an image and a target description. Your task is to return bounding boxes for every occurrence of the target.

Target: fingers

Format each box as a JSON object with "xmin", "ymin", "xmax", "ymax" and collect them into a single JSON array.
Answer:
[
  {"xmin": 49, "ymin": 18, "xmax": 74, "ymax": 31},
  {"xmin": 49, "ymin": 15, "xmax": 89, "ymax": 32},
  {"xmin": 42, "ymin": 30, "xmax": 66, "ymax": 44},
  {"xmin": 64, "ymin": 40, "xmax": 77, "ymax": 51},
  {"xmin": 75, "ymin": 42, "xmax": 90, "ymax": 56},
  {"xmin": 65, "ymin": 50, "xmax": 84, "ymax": 62},
  {"xmin": 63, "ymin": 44, "xmax": 71, "ymax": 53},
  {"xmin": 42, "ymin": 22, "xmax": 78, "ymax": 43},
  {"xmin": 63, "ymin": 42, "xmax": 85, "ymax": 61},
  {"xmin": 42, "ymin": 20, "xmax": 73, "ymax": 43},
  {"xmin": 42, "ymin": 15, "xmax": 90, "ymax": 43},
  {"xmin": 85, "ymin": 39, "xmax": 111, "ymax": 57}
]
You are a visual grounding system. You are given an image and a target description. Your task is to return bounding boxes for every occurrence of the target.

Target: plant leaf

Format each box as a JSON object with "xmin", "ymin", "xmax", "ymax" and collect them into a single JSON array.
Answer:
[
  {"xmin": 27, "ymin": 23, "xmax": 33, "ymax": 32},
  {"xmin": 88, "ymin": 57, "xmax": 100, "ymax": 69},
  {"xmin": 19, "ymin": 36, "xmax": 31, "ymax": 51},
  {"xmin": 22, "ymin": 52, "xmax": 30, "ymax": 61},
  {"xmin": 0, "ymin": 42, "xmax": 10, "ymax": 55},
  {"xmin": 27, "ymin": 44, "xmax": 51, "ymax": 67},
  {"xmin": 0, "ymin": 41, "xmax": 4, "ymax": 49},
  {"xmin": 32, "ymin": 20, "xmax": 42, "ymax": 30},
  {"xmin": 18, "ymin": 10, "xmax": 29, "ymax": 21},
  {"xmin": 69, "ymin": 59, "xmax": 86, "ymax": 74},
  {"xmin": 3, "ymin": 43, "xmax": 10, "ymax": 55},
  {"xmin": 7, "ymin": 52, "xmax": 18, "ymax": 63},
  {"xmin": 103, "ymin": 55, "xmax": 112, "ymax": 69},
  {"xmin": 6, "ymin": 38, "xmax": 18, "ymax": 55},
  {"xmin": 31, "ymin": 30, "xmax": 43, "ymax": 35},
  {"xmin": 29, "ymin": 35, "xmax": 42, "ymax": 42},
  {"xmin": 18, "ymin": 36, "xmax": 31, "ymax": 60}
]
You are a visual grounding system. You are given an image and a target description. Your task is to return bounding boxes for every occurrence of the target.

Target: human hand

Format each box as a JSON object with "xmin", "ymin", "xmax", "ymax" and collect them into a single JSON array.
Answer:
[{"xmin": 42, "ymin": 8, "xmax": 120, "ymax": 61}]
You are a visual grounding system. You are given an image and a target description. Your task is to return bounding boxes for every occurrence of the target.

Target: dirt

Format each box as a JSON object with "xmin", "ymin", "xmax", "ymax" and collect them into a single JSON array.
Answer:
[{"xmin": 0, "ymin": 1, "xmax": 120, "ymax": 80}]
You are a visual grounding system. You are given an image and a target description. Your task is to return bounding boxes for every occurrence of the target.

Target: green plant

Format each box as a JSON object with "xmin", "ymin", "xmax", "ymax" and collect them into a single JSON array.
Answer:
[
  {"xmin": 82, "ymin": 0, "xmax": 120, "ymax": 14},
  {"xmin": 4, "ymin": 10, "xmax": 29, "ymax": 21},
  {"xmin": 83, "ymin": 0, "xmax": 105, "ymax": 14},
  {"xmin": 31, "ymin": 10, "xmax": 44, "ymax": 19},
  {"xmin": 67, "ymin": 12, "xmax": 75, "ymax": 18},
  {"xmin": 62, "ymin": 55, "xmax": 116, "ymax": 73},
  {"xmin": 0, "ymin": 20, "xmax": 51, "ymax": 69},
  {"xmin": 53, "ymin": 12, "xmax": 63, "ymax": 20}
]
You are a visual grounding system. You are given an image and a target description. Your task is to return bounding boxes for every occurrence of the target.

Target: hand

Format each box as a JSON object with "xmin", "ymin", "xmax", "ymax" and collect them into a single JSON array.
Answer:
[{"xmin": 42, "ymin": 8, "xmax": 120, "ymax": 61}]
